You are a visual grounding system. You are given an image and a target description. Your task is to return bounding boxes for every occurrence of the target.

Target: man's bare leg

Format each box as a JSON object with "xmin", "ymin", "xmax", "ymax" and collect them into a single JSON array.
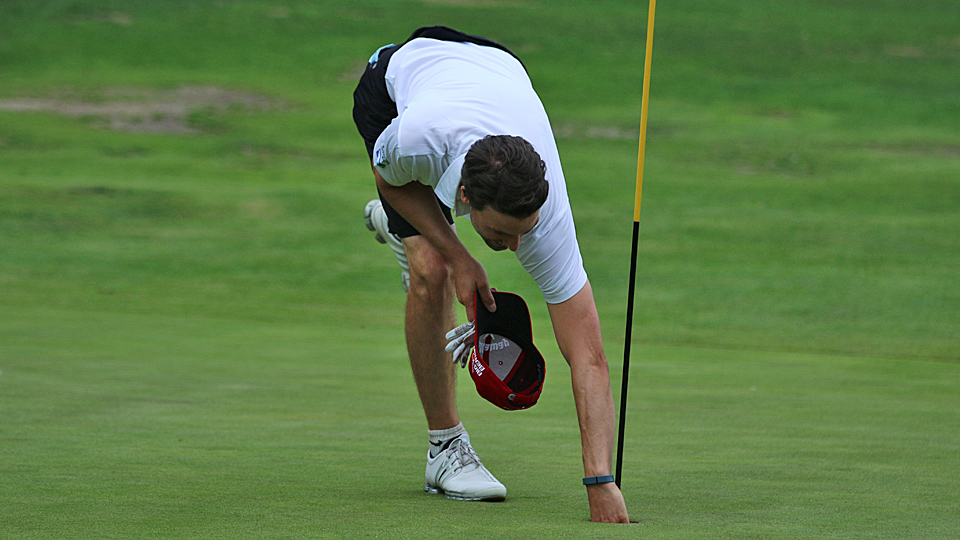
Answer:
[
  {"xmin": 404, "ymin": 232, "xmax": 506, "ymax": 500},
  {"xmin": 361, "ymin": 212, "xmax": 505, "ymax": 500},
  {"xmin": 402, "ymin": 234, "xmax": 459, "ymax": 430}
]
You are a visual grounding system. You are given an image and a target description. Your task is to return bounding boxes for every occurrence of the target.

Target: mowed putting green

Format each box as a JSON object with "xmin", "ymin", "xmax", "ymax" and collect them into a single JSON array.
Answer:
[{"xmin": 1, "ymin": 1, "xmax": 958, "ymax": 538}]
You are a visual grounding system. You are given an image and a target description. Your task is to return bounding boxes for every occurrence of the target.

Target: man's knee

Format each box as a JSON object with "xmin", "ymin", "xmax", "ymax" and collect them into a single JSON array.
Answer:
[
  {"xmin": 402, "ymin": 234, "xmax": 456, "ymax": 298},
  {"xmin": 408, "ymin": 253, "xmax": 452, "ymax": 295}
]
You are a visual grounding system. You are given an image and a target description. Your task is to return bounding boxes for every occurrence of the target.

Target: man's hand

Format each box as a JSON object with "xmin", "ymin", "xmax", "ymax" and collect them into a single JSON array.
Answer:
[
  {"xmin": 450, "ymin": 255, "xmax": 496, "ymax": 321},
  {"xmin": 586, "ymin": 482, "xmax": 630, "ymax": 523}
]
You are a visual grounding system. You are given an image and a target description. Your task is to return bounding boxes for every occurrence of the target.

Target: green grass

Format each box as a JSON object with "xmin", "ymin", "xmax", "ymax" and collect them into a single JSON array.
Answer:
[{"xmin": 1, "ymin": 0, "xmax": 958, "ymax": 538}]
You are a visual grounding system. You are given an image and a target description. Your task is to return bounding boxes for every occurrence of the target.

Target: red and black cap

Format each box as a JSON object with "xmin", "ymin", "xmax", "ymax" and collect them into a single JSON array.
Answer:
[{"xmin": 468, "ymin": 291, "xmax": 545, "ymax": 411}]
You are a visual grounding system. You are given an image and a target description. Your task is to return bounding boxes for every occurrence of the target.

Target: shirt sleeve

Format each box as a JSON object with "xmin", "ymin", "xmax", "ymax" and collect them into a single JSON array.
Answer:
[
  {"xmin": 515, "ymin": 206, "xmax": 588, "ymax": 304},
  {"xmin": 373, "ymin": 119, "xmax": 445, "ymax": 189}
]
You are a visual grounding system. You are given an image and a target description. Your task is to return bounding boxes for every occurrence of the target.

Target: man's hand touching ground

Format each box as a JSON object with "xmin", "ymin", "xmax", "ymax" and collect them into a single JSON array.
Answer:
[{"xmin": 586, "ymin": 482, "xmax": 630, "ymax": 523}]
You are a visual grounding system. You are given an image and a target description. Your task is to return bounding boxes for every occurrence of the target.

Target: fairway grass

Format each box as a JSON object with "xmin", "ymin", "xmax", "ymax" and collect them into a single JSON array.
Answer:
[{"xmin": 2, "ymin": 0, "xmax": 959, "ymax": 538}]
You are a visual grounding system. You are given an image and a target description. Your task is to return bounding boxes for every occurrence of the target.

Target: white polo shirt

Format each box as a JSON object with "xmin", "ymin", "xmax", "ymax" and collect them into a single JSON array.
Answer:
[{"xmin": 373, "ymin": 38, "xmax": 587, "ymax": 304}]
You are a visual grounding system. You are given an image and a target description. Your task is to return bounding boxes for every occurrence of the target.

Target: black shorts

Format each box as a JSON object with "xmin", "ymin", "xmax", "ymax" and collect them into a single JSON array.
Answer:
[{"xmin": 352, "ymin": 26, "xmax": 522, "ymax": 238}]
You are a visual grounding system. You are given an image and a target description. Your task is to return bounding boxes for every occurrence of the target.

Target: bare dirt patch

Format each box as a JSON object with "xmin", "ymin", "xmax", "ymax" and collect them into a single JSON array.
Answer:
[
  {"xmin": 553, "ymin": 123, "xmax": 639, "ymax": 140},
  {"xmin": 419, "ymin": 0, "xmax": 511, "ymax": 5},
  {"xmin": 864, "ymin": 143, "xmax": 960, "ymax": 157},
  {"xmin": 0, "ymin": 86, "xmax": 287, "ymax": 134},
  {"xmin": 884, "ymin": 45, "xmax": 926, "ymax": 58},
  {"xmin": 339, "ymin": 63, "xmax": 368, "ymax": 82}
]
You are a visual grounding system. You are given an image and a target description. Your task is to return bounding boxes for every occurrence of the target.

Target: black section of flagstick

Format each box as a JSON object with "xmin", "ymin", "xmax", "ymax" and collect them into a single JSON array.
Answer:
[{"xmin": 615, "ymin": 220, "xmax": 641, "ymax": 488}]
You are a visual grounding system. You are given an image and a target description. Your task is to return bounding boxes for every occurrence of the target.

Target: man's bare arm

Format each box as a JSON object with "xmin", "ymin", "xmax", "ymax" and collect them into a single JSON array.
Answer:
[
  {"xmin": 547, "ymin": 280, "xmax": 630, "ymax": 523},
  {"xmin": 373, "ymin": 167, "xmax": 496, "ymax": 319}
]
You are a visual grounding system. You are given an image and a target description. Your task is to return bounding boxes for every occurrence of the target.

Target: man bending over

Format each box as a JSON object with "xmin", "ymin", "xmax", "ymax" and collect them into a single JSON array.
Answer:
[{"xmin": 353, "ymin": 26, "xmax": 630, "ymax": 523}]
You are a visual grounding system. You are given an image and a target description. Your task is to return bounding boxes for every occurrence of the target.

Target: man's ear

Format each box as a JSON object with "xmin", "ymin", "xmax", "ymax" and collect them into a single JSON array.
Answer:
[{"xmin": 460, "ymin": 185, "xmax": 470, "ymax": 206}]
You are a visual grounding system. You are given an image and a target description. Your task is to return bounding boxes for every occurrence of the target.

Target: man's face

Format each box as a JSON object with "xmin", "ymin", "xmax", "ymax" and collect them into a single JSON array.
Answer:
[{"xmin": 461, "ymin": 189, "xmax": 539, "ymax": 252}]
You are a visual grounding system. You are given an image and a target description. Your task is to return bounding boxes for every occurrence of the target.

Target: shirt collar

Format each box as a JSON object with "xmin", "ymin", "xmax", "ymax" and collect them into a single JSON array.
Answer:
[{"xmin": 438, "ymin": 154, "xmax": 471, "ymax": 217}]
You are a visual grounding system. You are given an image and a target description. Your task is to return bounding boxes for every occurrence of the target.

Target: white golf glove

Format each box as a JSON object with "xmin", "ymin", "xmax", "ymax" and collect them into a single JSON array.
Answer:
[{"xmin": 445, "ymin": 322, "xmax": 476, "ymax": 368}]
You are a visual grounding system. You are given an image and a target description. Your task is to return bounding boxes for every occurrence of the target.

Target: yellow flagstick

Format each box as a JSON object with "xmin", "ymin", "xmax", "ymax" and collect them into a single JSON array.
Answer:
[
  {"xmin": 616, "ymin": 0, "xmax": 657, "ymax": 489},
  {"xmin": 633, "ymin": 0, "xmax": 656, "ymax": 224}
]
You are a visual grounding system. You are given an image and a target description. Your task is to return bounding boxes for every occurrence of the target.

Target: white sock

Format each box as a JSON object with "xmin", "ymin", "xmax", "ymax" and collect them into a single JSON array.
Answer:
[{"xmin": 428, "ymin": 422, "xmax": 467, "ymax": 458}]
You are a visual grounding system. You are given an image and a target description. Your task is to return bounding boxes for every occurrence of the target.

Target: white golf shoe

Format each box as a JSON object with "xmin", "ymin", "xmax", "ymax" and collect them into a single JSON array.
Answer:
[
  {"xmin": 363, "ymin": 199, "xmax": 410, "ymax": 292},
  {"xmin": 424, "ymin": 434, "xmax": 507, "ymax": 501}
]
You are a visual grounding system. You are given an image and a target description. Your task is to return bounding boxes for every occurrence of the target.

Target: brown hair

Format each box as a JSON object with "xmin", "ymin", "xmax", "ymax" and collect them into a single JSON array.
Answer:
[{"xmin": 461, "ymin": 135, "xmax": 549, "ymax": 218}]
